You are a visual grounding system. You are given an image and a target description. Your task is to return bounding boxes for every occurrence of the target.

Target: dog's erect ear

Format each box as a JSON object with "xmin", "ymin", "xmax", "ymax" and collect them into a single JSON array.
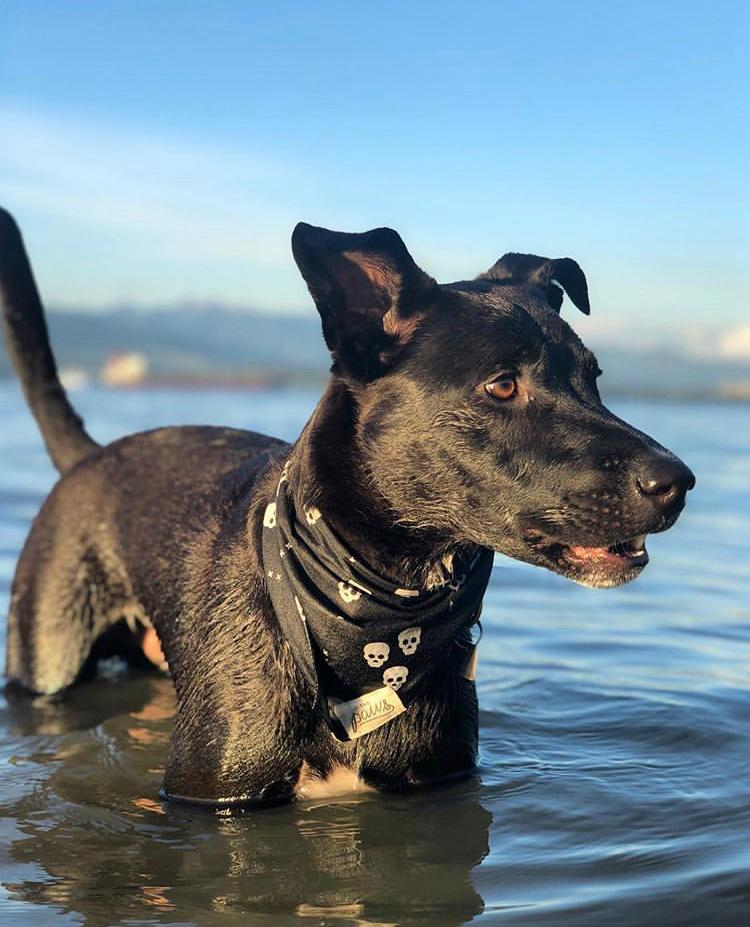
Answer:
[
  {"xmin": 292, "ymin": 222, "xmax": 438, "ymax": 379},
  {"xmin": 480, "ymin": 253, "xmax": 590, "ymax": 315}
]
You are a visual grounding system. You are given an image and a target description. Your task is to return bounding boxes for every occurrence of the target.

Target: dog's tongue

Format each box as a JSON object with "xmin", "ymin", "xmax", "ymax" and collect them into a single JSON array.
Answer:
[
  {"xmin": 566, "ymin": 533, "xmax": 648, "ymax": 564},
  {"xmin": 566, "ymin": 544, "xmax": 617, "ymax": 563}
]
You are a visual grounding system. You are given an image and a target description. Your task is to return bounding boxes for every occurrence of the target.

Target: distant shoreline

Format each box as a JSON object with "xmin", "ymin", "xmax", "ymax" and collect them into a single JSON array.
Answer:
[{"xmin": 1, "ymin": 375, "xmax": 748, "ymax": 404}]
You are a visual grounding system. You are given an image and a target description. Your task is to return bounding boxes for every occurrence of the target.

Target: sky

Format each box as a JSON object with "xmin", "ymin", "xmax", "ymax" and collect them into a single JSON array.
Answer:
[{"xmin": 1, "ymin": 0, "xmax": 748, "ymax": 342}]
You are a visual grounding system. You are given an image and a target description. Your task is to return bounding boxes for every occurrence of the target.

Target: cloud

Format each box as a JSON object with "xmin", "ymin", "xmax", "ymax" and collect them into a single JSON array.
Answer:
[
  {"xmin": 0, "ymin": 104, "xmax": 309, "ymax": 272},
  {"xmin": 718, "ymin": 323, "xmax": 750, "ymax": 361}
]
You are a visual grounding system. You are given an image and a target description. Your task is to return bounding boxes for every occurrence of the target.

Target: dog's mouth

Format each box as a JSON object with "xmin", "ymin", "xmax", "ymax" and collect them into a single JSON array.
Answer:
[
  {"xmin": 524, "ymin": 530, "xmax": 650, "ymax": 588},
  {"xmin": 563, "ymin": 533, "xmax": 649, "ymax": 570}
]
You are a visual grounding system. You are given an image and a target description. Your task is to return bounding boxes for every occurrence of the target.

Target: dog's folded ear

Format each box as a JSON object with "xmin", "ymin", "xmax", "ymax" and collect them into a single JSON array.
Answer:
[
  {"xmin": 292, "ymin": 222, "xmax": 438, "ymax": 380},
  {"xmin": 480, "ymin": 253, "xmax": 590, "ymax": 315}
]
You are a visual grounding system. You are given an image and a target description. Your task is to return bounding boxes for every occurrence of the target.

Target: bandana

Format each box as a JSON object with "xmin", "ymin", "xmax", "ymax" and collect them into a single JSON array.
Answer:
[{"xmin": 261, "ymin": 464, "xmax": 494, "ymax": 739}]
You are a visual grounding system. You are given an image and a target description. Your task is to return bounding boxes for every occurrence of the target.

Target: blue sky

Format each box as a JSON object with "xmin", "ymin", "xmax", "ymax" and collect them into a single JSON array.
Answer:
[{"xmin": 1, "ymin": 0, "xmax": 747, "ymax": 337}]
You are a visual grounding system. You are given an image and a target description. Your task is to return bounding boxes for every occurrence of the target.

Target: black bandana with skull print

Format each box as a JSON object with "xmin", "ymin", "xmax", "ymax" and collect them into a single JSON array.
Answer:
[{"xmin": 261, "ymin": 465, "xmax": 494, "ymax": 739}]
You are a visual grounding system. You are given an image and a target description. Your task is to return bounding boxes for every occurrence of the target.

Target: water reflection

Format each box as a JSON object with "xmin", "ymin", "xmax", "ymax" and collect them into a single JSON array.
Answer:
[
  {"xmin": 1, "ymin": 672, "xmax": 491, "ymax": 927},
  {"xmin": 1, "ymin": 665, "xmax": 162, "ymax": 738}
]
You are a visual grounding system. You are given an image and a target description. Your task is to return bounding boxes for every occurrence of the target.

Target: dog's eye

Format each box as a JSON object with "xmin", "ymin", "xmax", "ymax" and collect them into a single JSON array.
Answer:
[{"xmin": 485, "ymin": 376, "xmax": 517, "ymax": 400}]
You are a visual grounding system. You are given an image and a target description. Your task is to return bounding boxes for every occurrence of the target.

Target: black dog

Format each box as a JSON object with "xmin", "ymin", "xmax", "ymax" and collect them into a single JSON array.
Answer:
[{"xmin": 0, "ymin": 209, "xmax": 694, "ymax": 806}]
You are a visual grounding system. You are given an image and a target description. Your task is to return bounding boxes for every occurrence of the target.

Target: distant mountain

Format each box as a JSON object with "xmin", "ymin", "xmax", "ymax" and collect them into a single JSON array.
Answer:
[
  {"xmin": 1, "ymin": 304, "xmax": 748, "ymax": 399},
  {"xmin": 592, "ymin": 346, "xmax": 750, "ymax": 400},
  {"xmin": 0, "ymin": 305, "xmax": 330, "ymax": 383}
]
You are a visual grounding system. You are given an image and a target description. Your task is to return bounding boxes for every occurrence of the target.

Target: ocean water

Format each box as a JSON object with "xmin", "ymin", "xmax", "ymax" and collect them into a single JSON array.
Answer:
[{"xmin": 0, "ymin": 382, "xmax": 748, "ymax": 926}]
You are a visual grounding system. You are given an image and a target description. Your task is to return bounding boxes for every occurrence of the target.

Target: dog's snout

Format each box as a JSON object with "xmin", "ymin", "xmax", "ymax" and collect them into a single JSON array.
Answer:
[{"xmin": 636, "ymin": 456, "xmax": 695, "ymax": 508}]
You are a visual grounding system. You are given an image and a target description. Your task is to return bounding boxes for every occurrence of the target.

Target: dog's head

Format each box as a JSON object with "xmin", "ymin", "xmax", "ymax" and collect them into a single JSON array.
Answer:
[{"xmin": 292, "ymin": 223, "xmax": 694, "ymax": 588}]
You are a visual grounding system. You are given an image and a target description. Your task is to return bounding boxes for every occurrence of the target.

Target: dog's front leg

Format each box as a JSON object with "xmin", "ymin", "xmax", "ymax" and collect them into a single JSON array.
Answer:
[{"xmin": 160, "ymin": 635, "xmax": 314, "ymax": 808}]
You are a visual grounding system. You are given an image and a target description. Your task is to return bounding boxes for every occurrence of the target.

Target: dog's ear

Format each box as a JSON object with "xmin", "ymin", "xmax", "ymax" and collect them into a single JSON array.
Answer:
[
  {"xmin": 480, "ymin": 253, "xmax": 590, "ymax": 315},
  {"xmin": 292, "ymin": 222, "xmax": 438, "ymax": 379}
]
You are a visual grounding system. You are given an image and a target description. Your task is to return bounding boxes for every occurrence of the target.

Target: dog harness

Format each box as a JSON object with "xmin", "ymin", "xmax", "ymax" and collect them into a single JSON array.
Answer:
[{"xmin": 261, "ymin": 465, "xmax": 494, "ymax": 740}]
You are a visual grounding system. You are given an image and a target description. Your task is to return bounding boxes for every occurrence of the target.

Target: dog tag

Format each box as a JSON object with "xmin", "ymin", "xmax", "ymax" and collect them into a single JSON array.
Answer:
[
  {"xmin": 462, "ymin": 644, "xmax": 479, "ymax": 681},
  {"xmin": 329, "ymin": 686, "xmax": 406, "ymax": 739}
]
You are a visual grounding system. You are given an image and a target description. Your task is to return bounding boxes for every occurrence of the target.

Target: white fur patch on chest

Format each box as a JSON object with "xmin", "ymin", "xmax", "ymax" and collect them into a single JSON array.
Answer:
[{"xmin": 295, "ymin": 760, "xmax": 374, "ymax": 800}]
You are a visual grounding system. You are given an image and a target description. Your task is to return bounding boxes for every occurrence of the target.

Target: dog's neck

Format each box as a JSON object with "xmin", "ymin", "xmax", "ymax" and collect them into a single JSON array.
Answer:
[{"xmin": 287, "ymin": 379, "xmax": 464, "ymax": 589}]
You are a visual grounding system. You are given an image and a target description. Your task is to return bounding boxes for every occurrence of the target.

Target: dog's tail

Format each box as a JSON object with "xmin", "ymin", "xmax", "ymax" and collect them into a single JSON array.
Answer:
[{"xmin": 0, "ymin": 208, "xmax": 99, "ymax": 474}]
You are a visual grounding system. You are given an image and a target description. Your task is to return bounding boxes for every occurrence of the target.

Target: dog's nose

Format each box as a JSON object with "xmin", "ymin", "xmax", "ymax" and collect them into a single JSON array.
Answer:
[{"xmin": 636, "ymin": 456, "xmax": 695, "ymax": 508}]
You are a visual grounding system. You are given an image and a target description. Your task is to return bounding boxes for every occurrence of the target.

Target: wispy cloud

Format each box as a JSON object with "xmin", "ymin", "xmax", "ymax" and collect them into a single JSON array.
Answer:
[{"xmin": 0, "ymin": 105, "xmax": 315, "ymax": 305}]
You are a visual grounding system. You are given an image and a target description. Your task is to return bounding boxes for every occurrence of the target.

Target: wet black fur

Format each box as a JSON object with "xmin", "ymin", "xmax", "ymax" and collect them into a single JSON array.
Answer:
[{"xmin": 1, "ymin": 209, "xmax": 694, "ymax": 806}]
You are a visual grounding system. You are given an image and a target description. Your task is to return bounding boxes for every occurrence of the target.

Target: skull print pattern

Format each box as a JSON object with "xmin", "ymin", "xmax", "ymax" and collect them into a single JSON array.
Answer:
[
  {"xmin": 398, "ymin": 627, "xmax": 421, "ymax": 655},
  {"xmin": 383, "ymin": 666, "xmax": 409, "ymax": 691},
  {"xmin": 363, "ymin": 642, "xmax": 390, "ymax": 667},
  {"xmin": 261, "ymin": 471, "xmax": 494, "ymax": 738}
]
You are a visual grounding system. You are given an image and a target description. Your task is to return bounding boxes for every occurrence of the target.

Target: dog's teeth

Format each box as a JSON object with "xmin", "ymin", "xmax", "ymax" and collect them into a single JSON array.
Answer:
[{"xmin": 630, "ymin": 533, "xmax": 648, "ymax": 552}]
